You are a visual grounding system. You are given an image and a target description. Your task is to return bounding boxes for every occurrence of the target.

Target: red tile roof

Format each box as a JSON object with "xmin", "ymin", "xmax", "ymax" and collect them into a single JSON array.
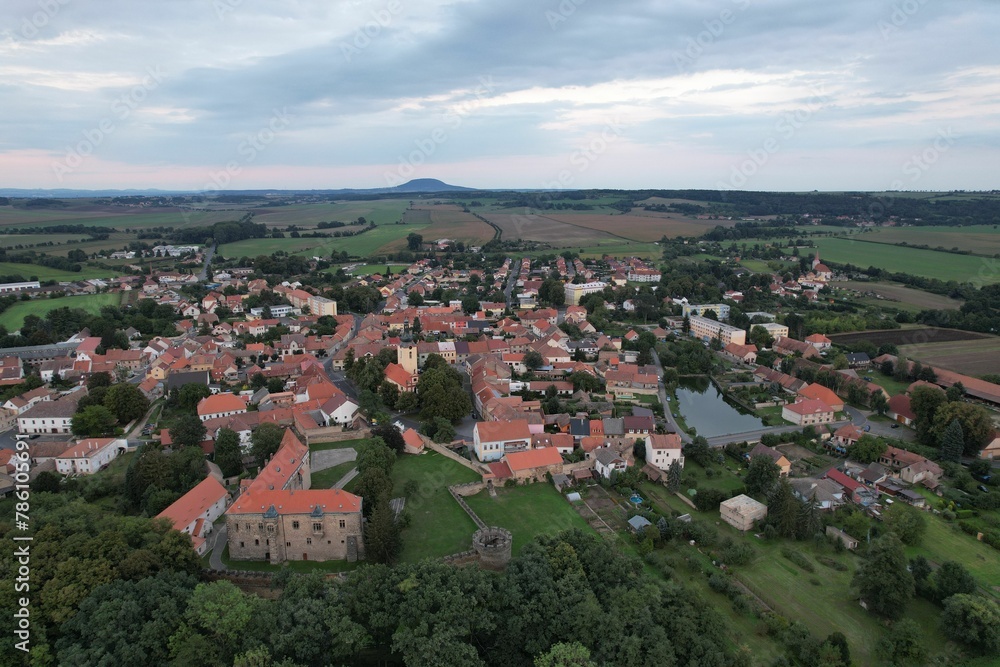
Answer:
[
  {"xmin": 156, "ymin": 476, "xmax": 227, "ymax": 533},
  {"xmin": 474, "ymin": 419, "xmax": 531, "ymax": 443},
  {"xmin": 646, "ymin": 433, "xmax": 682, "ymax": 450},
  {"xmin": 784, "ymin": 398, "xmax": 833, "ymax": 416},
  {"xmin": 504, "ymin": 447, "xmax": 563, "ymax": 472},
  {"xmin": 227, "ymin": 488, "xmax": 361, "ymax": 515},
  {"xmin": 825, "ymin": 469, "xmax": 861, "ymax": 493},
  {"xmin": 197, "ymin": 392, "xmax": 247, "ymax": 417}
]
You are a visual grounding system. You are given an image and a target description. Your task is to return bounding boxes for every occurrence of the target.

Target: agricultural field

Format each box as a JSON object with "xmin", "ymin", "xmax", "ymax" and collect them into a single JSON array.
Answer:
[
  {"xmin": 391, "ymin": 203, "xmax": 494, "ymax": 250},
  {"xmin": 835, "ymin": 280, "xmax": 965, "ymax": 312},
  {"xmin": 811, "ymin": 237, "xmax": 999, "ymax": 284},
  {"xmin": 542, "ymin": 211, "xmax": 717, "ymax": 242},
  {"xmin": 464, "ymin": 484, "xmax": 594, "ymax": 555},
  {"xmin": 0, "ymin": 293, "xmax": 121, "ymax": 331},
  {"xmin": 898, "ymin": 336, "xmax": 1000, "ymax": 376},
  {"xmin": 251, "ymin": 199, "xmax": 411, "ymax": 227},
  {"xmin": 0, "ymin": 233, "xmax": 90, "ymax": 248},
  {"xmin": 0, "ymin": 261, "xmax": 119, "ymax": 281},
  {"xmin": 839, "ymin": 225, "xmax": 1000, "ymax": 257},
  {"xmin": 216, "ymin": 236, "xmax": 330, "ymax": 258},
  {"xmin": 828, "ymin": 326, "xmax": 990, "ymax": 349},
  {"xmin": 0, "ymin": 204, "xmax": 236, "ymax": 230},
  {"xmin": 349, "ymin": 264, "xmax": 410, "ymax": 276},
  {"xmin": 484, "ymin": 212, "xmax": 619, "ymax": 245}
]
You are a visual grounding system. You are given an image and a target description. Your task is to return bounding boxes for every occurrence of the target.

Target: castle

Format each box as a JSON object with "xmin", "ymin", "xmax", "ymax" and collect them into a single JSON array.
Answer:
[{"xmin": 224, "ymin": 429, "xmax": 364, "ymax": 564}]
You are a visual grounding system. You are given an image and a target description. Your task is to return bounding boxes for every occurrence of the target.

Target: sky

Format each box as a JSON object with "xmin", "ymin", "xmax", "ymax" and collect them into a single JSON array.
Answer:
[{"xmin": 1, "ymin": 0, "xmax": 998, "ymax": 192}]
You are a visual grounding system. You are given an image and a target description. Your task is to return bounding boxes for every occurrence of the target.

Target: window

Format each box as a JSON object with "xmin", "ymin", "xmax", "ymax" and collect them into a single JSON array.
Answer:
[
  {"xmin": 246, "ymin": 523, "xmax": 251, "ymax": 531},
  {"xmin": 312, "ymin": 522, "xmax": 322, "ymax": 532},
  {"xmin": 240, "ymin": 541, "xmax": 245, "ymax": 548},
  {"xmin": 233, "ymin": 524, "xmax": 238, "ymax": 532},
  {"xmin": 254, "ymin": 539, "xmax": 259, "ymax": 546},
  {"xmin": 292, "ymin": 521, "xmax": 299, "ymax": 530},
  {"xmin": 258, "ymin": 523, "xmax": 263, "ymax": 530},
  {"xmin": 339, "ymin": 519, "xmax": 346, "ymax": 529},
  {"xmin": 286, "ymin": 542, "xmax": 291, "ymax": 547},
  {"xmin": 306, "ymin": 538, "xmax": 312, "ymax": 545}
]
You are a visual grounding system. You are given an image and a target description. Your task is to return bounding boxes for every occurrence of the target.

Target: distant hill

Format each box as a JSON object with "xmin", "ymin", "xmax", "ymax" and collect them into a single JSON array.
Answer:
[{"xmin": 389, "ymin": 178, "xmax": 472, "ymax": 193}]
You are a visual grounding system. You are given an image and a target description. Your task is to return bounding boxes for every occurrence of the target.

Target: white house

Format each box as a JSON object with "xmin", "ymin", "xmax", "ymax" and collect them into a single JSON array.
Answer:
[
  {"xmin": 155, "ymin": 476, "xmax": 229, "ymax": 555},
  {"xmin": 473, "ymin": 419, "xmax": 532, "ymax": 462},
  {"xmin": 320, "ymin": 394, "xmax": 359, "ymax": 425},
  {"xmin": 55, "ymin": 438, "xmax": 125, "ymax": 475},
  {"xmin": 594, "ymin": 448, "xmax": 628, "ymax": 479},
  {"xmin": 18, "ymin": 397, "xmax": 78, "ymax": 435},
  {"xmin": 196, "ymin": 393, "xmax": 248, "ymax": 422},
  {"xmin": 644, "ymin": 433, "xmax": 684, "ymax": 471}
]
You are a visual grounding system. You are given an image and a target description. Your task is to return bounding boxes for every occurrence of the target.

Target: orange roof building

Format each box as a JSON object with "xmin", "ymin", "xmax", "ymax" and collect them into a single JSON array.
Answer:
[
  {"xmin": 797, "ymin": 383, "xmax": 844, "ymax": 412},
  {"xmin": 156, "ymin": 476, "xmax": 229, "ymax": 555},
  {"xmin": 197, "ymin": 393, "xmax": 247, "ymax": 421}
]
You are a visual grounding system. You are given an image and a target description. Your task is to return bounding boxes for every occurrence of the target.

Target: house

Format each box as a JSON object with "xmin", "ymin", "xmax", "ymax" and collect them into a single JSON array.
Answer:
[
  {"xmin": 627, "ymin": 515, "xmax": 652, "ymax": 533},
  {"xmin": 900, "ymin": 459, "xmax": 942, "ymax": 487},
  {"xmin": 17, "ymin": 396, "xmax": 79, "ymax": 435},
  {"xmin": 980, "ymin": 432, "xmax": 1000, "ymax": 460},
  {"xmin": 791, "ymin": 478, "xmax": 845, "ymax": 510},
  {"xmin": 55, "ymin": 438, "xmax": 125, "ymax": 475},
  {"xmin": 624, "ymin": 415, "xmax": 655, "ymax": 436},
  {"xmin": 594, "ymin": 448, "xmax": 628, "ymax": 480},
  {"xmin": 155, "ymin": 476, "xmax": 229, "ymax": 555},
  {"xmin": 773, "ymin": 337, "xmax": 822, "ymax": 360},
  {"xmin": 845, "ymin": 353, "xmax": 871, "ymax": 369},
  {"xmin": 748, "ymin": 443, "xmax": 790, "ymax": 476},
  {"xmin": 827, "ymin": 424, "xmax": 862, "ymax": 455},
  {"xmin": 824, "ymin": 468, "xmax": 874, "ymax": 505},
  {"xmin": 804, "ymin": 333, "xmax": 832, "ymax": 350},
  {"xmin": 781, "ymin": 399, "xmax": 834, "ymax": 426},
  {"xmin": 644, "ymin": 433, "xmax": 684, "ymax": 471},
  {"xmin": 886, "ymin": 395, "xmax": 915, "ymax": 426},
  {"xmin": 473, "ymin": 419, "xmax": 532, "ymax": 462},
  {"xmin": 402, "ymin": 428, "xmax": 425, "ymax": 455},
  {"xmin": 720, "ymin": 495, "xmax": 767, "ymax": 531},
  {"xmin": 797, "ymin": 383, "xmax": 844, "ymax": 413},
  {"xmin": 500, "ymin": 447, "xmax": 564, "ymax": 482},
  {"xmin": 723, "ymin": 342, "xmax": 758, "ymax": 364},
  {"xmin": 197, "ymin": 393, "xmax": 247, "ymax": 422}
]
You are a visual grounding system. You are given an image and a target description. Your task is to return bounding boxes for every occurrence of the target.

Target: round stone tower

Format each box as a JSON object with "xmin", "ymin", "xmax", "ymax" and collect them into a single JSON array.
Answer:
[{"xmin": 472, "ymin": 526, "xmax": 512, "ymax": 570}]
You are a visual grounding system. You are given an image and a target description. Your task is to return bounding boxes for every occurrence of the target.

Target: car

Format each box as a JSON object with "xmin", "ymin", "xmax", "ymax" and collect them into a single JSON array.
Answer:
[
  {"xmin": 393, "ymin": 421, "xmax": 405, "ymax": 431},
  {"xmin": 890, "ymin": 423, "xmax": 899, "ymax": 429},
  {"xmin": 978, "ymin": 485, "xmax": 990, "ymax": 493},
  {"xmin": 864, "ymin": 425, "xmax": 871, "ymax": 432},
  {"xmin": 863, "ymin": 376, "xmax": 873, "ymax": 382}
]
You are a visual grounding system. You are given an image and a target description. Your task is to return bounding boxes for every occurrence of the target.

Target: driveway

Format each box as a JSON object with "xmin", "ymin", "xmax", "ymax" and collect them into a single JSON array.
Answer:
[{"xmin": 844, "ymin": 405, "xmax": 916, "ymax": 441}]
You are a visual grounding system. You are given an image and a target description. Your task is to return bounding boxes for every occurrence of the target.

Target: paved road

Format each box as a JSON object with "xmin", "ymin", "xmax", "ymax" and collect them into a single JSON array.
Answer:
[
  {"xmin": 503, "ymin": 257, "xmax": 516, "ymax": 308},
  {"xmin": 705, "ymin": 421, "xmax": 852, "ymax": 447},
  {"xmin": 198, "ymin": 244, "xmax": 217, "ymax": 282},
  {"xmin": 651, "ymin": 348, "xmax": 691, "ymax": 442},
  {"xmin": 844, "ymin": 405, "xmax": 916, "ymax": 441},
  {"xmin": 209, "ymin": 524, "xmax": 228, "ymax": 571}
]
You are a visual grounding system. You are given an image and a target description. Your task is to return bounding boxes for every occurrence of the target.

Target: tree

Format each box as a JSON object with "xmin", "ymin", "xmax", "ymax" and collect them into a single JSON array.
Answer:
[
  {"xmin": 847, "ymin": 435, "xmax": 886, "ymax": 464},
  {"xmin": 371, "ymin": 424, "xmax": 406, "ymax": 454},
  {"xmin": 883, "ymin": 502, "xmax": 927, "ymax": 546},
  {"xmin": 170, "ymin": 414, "xmax": 207, "ymax": 449},
  {"xmin": 182, "ymin": 580, "xmax": 257, "ymax": 662},
  {"xmin": 910, "ymin": 385, "xmax": 946, "ymax": 445},
  {"xmin": 214, "ymin": 428, "xmax": 244, "ymax": 477},
  {"xmin": 365, "ymin": 496, "xmax": 402, "ymax": 564},
  {"xmin": 939, "ymin": 418, "xmax": 965, "ymax": 462},
  {"xmin": 744, "ymin": 454, "xmax": 780, "ymax": 497},
  {"xmin": 870, "ymin": 390, "xmax": 889, "ymax": 416},
  {"xmin": 946, "ymin": 381, "xmax": 965, "ymax": 402},
  {"xmin": 356, "ymin": 437, "xmax": 396, "ymax": 477},
  {"xmin": 407, "ymin": 290, "xmax": 424, "ymax": 306},
  {"xmin": 103, "ymin": 382, "xmax": 150, "ymax": 424},
  {"xmin": 72, "ymin": 404, "xmax": 118, "ymax": 436},
  {"xmin": 178, "ymin": 383, "xmax": 212, "ymax": 410},
  {"xmin": 534, "ymin": 641, "xmax": 595, "ymax": 667},
  {"xmin": 941, "ymin": 594, "xmax": 1000, "ymax": 655},
  {"xmin": 429, "ymin": 416, "xmax": 455, "ymax": 443},
  {"xmin": 406, "ymin": 232, "xmax": 423, "ymax": 251},
  {"xmin": 765, "ymin": 479, "xmax": 802, "ymax": 538},
  {"xmin": 875, "ymin": 619, "xmax": 927, "ymax": 665},
  {"xmin": 378, "ymin": 381, "xmax": 400, "ymax": 410},
  {"xmin": 250, "ymin": 372, "xmax": 266, "ymax": 390},
  {"xmin": 460, "ymin": 294, "xmax": 480, "ymax": 315},
  {"xmin": 87, "ymin": 371, "xmax": 112, "ymax": 389},
  {"xmin": 853, "ymin": 535, "xmax": 914, "ymax": 620},
  {"xmin": 250, "ymin": 422, "xmax": 284, "ymax": 468},
  {"xmin": 666, "ymin": 459, "xmax": 682, "ymax": 492},
  {"xmin": 524, "ymin": 350, "xmax": 544, "ymax": 371},
  {"xmin": 416, "ymin": 363, "xmax": 471, "ymax": 423},
  {"xmin": 749, "ymin": 325, "xmax": 773, "ymax": 349},
  {"xmin": 932, "ymin": 401, "xmax": 994, "ymax": 456},
  {"xmin": 933, "ymin": 561, "xmax": 978, "ymax": 605},
  {"xmin": 681, "ymin": 314, "xmax": 690, "ymax": 334},
  {"xmin": 266, "ymin": 377, "xmax": 285, "ymax": 394}
]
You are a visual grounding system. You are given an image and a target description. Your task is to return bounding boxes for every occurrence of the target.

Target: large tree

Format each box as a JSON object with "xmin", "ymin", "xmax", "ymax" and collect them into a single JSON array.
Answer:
[
  {"xmin": 169, "ymin": 413, "xmax": 207, "ymax": 449},
  {"xmin": 104, "ymin": 382, "xmax": 150, "ymax": 424},
  {"xmin": 941, "ymin": 594, "xmax": 1000, "ymax": 656},
  {"xmin": 177, "ymin": 383, "xmax": 212, "ymax": 410},
  {"xmin": 365, "ymin": 495, "xmax": 402, "ymax": 564},
  {"xmin": 744, "ymin": 454, "xmax": 780, "ymax": 497},
  {"xmin": 939, "ymin": 418, "xmax": 965, "ymax": 462},
  {"xmin": 417, "ymin": 361, "xmax": 471, "ymax": 423},
  {"xmin": 853, "ymin": 535, "xmax": 914, "ymax": 620},
  {"xmin": 847, "ymin": 435, "xmax": 887, "ymax": 464},
  {"xmin": 213, "ymin": 427, "xmax": 244, "ymax": 477},
  {"xmin": 909, "ymin": 385, "xmax": 946, "ymax": 445},
  {"xmin": 932, "ymin": 401, "xmax": 994, "ymax": 456},
  {"xmin": 250, "ymin": 422, "xmax": 284, "ymax": 468},
  {"xmin": 883, "ymin": 502, "xmax": 927, "ymax": 546}
]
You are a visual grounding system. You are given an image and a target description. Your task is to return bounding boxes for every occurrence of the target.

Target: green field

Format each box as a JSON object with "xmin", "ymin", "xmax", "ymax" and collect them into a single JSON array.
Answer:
[
  {"xmin": 253, "ymin": 200, "xmax": 411, "ymax": 227},
  {"xmin": 464, "ymin": 484, "xmax": 595, "ymax": 555},
  {"xmin": 309, "ymin": 438, "xmax": 366, "ymax": 452},
  {"xmin": 811, "ymin": 237, "xmax": 1000, "ymax": 284},
  {"xmin": 218, "ymin": 219, "xmax": 434, "ymax": 260},
  {"xmin": 0, "ymin": 233, "xmax": 91, "ymax": 248},
  {"xmin": 349, "ymin": 264, "xmax": 410, "ymax": 276},
  {"xmin": 0, "ymin": 206, "xmax": 237, "ymax": 229},
  {"xmin": 391, "ymin": 452, "xmax": 481, "ymax": 563},
  {"xmin": 310, "ymin": 461, "xmax": 357, "ymax": 489},
  {"xmin": 844, "ymin": 225, "xmax": 1000, "ymax": 257},
  {"xmin": 0, "ymin": 293, "xmax": 121, "ymax": 331},
  {"xmin": 906, "ymin": 513, "xmax": 1000, "ymax": 594},
  {"xmin": 0, "ymin": 261, "xmax": 119, "ymax": 281}
]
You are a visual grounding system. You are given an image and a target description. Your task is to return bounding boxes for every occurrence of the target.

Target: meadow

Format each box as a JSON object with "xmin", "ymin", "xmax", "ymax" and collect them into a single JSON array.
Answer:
[
  {"xmin": 836, "ymin": 280, "xmax": 965, "ymax": 312},
  {"xmin": 0, "ymin": 293, "xmax": 121, "ymax": 331},
  {"xmin": 251, "ymin": 199, "xmax": 411, "ymax": 227},
  {"xmin": 0, "ymin": 233, "xmax": 90, "ymax": 248},
  {"xmin": 839, "ymin": 225, "xmax": 1000, "ymax": 257},
  {"xmin": 811, "ymin": 237, "xmax": 1000, "ymax": 284},
  {"xmin": 0, "ymin": 261, "xmax": 119, "ymax": 281}
]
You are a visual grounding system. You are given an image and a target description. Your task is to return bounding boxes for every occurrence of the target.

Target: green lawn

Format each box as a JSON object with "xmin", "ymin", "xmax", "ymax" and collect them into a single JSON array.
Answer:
[
  {"xmin": 309, "ymin": 438, "xmax": 367, "ymax": 452},
  {"xmin": 0, "ymin": 233, "xmax": 91, "ymax": 247},
  {"xmin": 311, "ymin": 461, "xmax": 356, "ymax": 489},
  {"xmin": 865, "ymin": 369, "xmax": 910, "ymax": 397},
  {"xmin": 811, "ymin": 237, "xmax": 1000, "ymax": 284},
  {"xmin": 391, "ymin": 451, "xmax": 482, "ymax": 563},
  {"xmin": 0, "ymin": 292, "xmax": 121, "ymax": 331},
  {"xmin": 219, "ymin": 220, "xmax": 433, "ymax": 259},
  {"xmin": 0, "ymin": 261, "xmax": 119, "ymax": 281},
  {"xmin": 905, "ymin": 514, "xmax": 1000, "ymax": 597},
  {"xmin": 349, "ymin": 263, "xmax": 410, "ymax": 276},
  {"xmin": 464, "ymin": 483, "xmax": 596, "ymax": 555}
]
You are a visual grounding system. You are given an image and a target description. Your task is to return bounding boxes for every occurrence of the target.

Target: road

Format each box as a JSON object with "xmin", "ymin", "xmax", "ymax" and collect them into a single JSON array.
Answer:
[
  {"xmin": 198, "ymin": 244, "xmax": 217, "ymax": 282},
  {"xmin": 705, "ymin": 421, "xmax": 852, "ymax": 448},
  {"xmin": 651, "ymin": 347, "xmax": 691, "ymax": 442},
  {"xmin": 843, "ymin": 405, "xmax": 916, "ymax": 441},
  {"xmin": 503, "ymin": 257, "xmax": 516, "ymax": 308}
]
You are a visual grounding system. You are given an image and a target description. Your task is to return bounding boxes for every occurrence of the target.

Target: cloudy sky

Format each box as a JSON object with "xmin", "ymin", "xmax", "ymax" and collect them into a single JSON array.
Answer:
[{"xmin": 1, "ymin": 0, "xmax": 998, "ymax": 191}]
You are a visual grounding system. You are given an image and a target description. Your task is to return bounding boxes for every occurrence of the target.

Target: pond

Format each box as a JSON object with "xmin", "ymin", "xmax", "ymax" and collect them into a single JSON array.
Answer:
[{"xmin": 674, "ymin": 376, "xmax": 766, "ymax": 438}]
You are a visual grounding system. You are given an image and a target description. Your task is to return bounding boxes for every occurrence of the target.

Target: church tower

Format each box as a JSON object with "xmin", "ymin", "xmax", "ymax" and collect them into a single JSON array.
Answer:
[{"xmin": 398, "ymin": 344, "xmax": 417, "ymax": 375}]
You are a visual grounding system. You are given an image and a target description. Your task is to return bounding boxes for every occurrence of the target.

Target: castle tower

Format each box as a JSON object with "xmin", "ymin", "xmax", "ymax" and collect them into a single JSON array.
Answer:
[
  {"xmin": 398, "ymin": 344, "xmax": 417, "ymax": 375},
  {"xmin": 812, "ymin": 250, "xmax": 820, "ymax": 270}
]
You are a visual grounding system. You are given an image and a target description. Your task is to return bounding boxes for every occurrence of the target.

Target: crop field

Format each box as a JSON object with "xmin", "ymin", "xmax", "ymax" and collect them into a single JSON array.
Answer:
[
  {"xmin": 0, "ymin": 205, "xmax": 237, "ymax": 230},
  {"xmin": 836, "ymin": 280, "xmax": 965, "ymax": 311},
  {"xmin": 0, "ymin": 261, "xmax": 119, "ymax": 281},
  {"xmin": 811, "ymin": 237, "xmax": 999, "ymax": 284},
  {"xmin": 349, "ymin": 263, "xmax": 410, "ymax": 276},
  {"xmin": 216, "ymin": 236, "xmax": 328, "ymax": 258},
  {"xmin": 0, "ymin": 233, "xmax": 90, "ymax": 248},
  {"xmin": 388, "ymin": 204, "xmax": 494, "ymax": 250},
  {"xmin": 484, "ymin": 212, "xmax": 621, "ymax": 245},
  {"xmin": 842, "ymin": 225, "xmax": 1000, "ymax": 256},
  {"xmin": 542, "ymin": 212, "xmax": 718, "ymax": 241},
  {"xmin": 899, "ymin": 337, "xmax": 1000, "ymax": 376},
  {"xmin": 251, "ymin": 199, "xmax": 411, "ymax": 227},
  {"xmin": 828, "ymin": 327, "xmax": 989, "ymax": 348},
  {"xmin": 0, "ymin": 293, "xmax": 121, "ymax": 331}
]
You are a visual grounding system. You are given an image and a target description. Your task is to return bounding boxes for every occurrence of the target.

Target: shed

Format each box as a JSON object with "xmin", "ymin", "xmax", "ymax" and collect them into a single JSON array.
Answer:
[{"xmin": 720, "ymin": 494, "xmax": 767, "ymax": 532}]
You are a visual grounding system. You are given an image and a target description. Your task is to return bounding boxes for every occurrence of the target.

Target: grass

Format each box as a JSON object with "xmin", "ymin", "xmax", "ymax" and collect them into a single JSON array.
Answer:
[
  {"xmin": 846, "ymin": 224, "xmax": 1000, "ymax": 257},
  {"xmin": 0, "ymin": 261, "xmax": 119, "ymax": 281},
  {"xmin": 0, "ymin": 233, "xmax": 91, "ymax": 248},
  {"xmin": 252, "ymin": 199, "xmax": 411, "ymax": 227},
  {"xmin": 349, "ymin": 264, "xmax": 410, "ymax": 276},
  {"xmin": 311, "ymin": 461, "xmax": 357, "ymax": 489},
  {"xmin": 905, "ymin": 514, "xmax": 1000, "ymax": 597},
  {"xmin": 899, "ymin": 337, "xmax": 1000, "ymax": 376},
  {"xmin": 309, "ymin": 438, "xmax": 367, "ymax": 452},
  {"xmin": 811, "ymin": 237, "xmax": 1000, "ymax": 284},
  {"xmin": 0, "ymin": 292, "xmax": 121, "ymax": 331},
  {"xmin": 865, "ymin": 369, "xmax": 911, "ymax": 397},
  {"xmin": 391, "ymin": 451, "xmax": 481, "ymax": 563},
  {"xmin": 464, "ymin": 483, "xmax": 595, "ymax": 555}
]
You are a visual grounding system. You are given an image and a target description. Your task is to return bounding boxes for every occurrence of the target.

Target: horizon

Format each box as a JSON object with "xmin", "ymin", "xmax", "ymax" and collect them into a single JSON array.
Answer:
[{"xmin": 1, "ymin": 2, "xmax": 999, "ymax": 191}]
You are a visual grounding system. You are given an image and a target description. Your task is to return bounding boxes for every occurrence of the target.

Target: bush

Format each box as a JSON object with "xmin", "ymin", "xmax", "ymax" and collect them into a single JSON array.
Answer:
[
  {"xmin": 720, "ymin": 539, "xmax": 756, "ymax": 566},
  {"xmin": 781, "ymin": 547, "xmax": 815, "ymax": 573},
  {"xmin": 816, "ymin": 555, "xmax": 848, "ymax": 572},
  {"xmin": 956, "ymin": 509, "xmax": 975, "ymax": 520}
]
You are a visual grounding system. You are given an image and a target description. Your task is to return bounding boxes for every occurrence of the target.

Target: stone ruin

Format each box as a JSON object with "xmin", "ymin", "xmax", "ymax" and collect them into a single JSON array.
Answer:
[{"xmin": 472, "ymin": 526, "xmax": 512, "ymax": 570}]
